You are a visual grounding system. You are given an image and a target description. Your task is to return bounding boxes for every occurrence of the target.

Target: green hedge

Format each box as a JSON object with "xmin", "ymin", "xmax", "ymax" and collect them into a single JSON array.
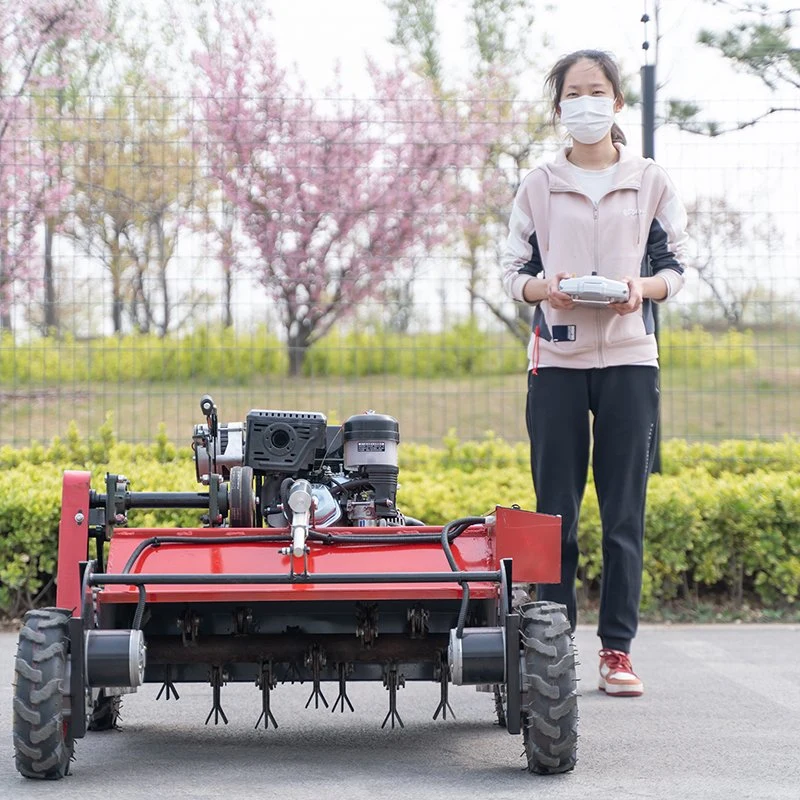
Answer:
[
  {"xmin": 0, "ymin": 327, "xmax": 287, "ymax": 384},
  {"xmin": 658, "ymin": 327, "xmax": 757, "ymax": 370},
  {"xmin": 0, "ymin": 324, "xmax": 756, "ymax": 383},
  {"xmin": 1, "ymin": 425, "xmax": 797, "ymax": 616},
  {"xmin": 302, "ymin": 323, "xmax": 526, "ymax": 377}
]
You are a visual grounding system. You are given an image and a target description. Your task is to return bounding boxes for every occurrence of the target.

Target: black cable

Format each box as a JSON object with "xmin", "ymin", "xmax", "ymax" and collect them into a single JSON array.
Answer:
[
  {"xmin": 440, "ymin": 517, "xmax": 485, "ymax": 572},
  {"xmin": 308, "ymin": 519, "xmax": 476, "ymax": 547},
  {"xmin": 279, "ymin": 478, "xmax": 293, "ymax": 524},
  {"xmin": 132, "ymin": 585, "xmax": 146, "ymax": 629},
  {"xmin": 456, "ymin": 583, "xmax": 470, "ymax": 637},
  {"xmin": 328, "ymin": 478, "xmax": 372, "ymax": 497},
  {"xmin": 121, "ymin": 534, "xmax": 292, "ymax": 575},
  {"xmin": 119, "ymin": 526, "xmax": 472, "ymax": 576},
  {"xmin": 439, "ymin": 517, "xmax": 486, "ymax": 639}
]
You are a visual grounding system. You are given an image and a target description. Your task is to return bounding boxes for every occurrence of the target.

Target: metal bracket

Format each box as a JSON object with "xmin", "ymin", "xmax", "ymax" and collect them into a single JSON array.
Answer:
[
  {"xmin": 178, "ymin": 610, "xmax": 200, "ymax": 646},
  {"xmin": 356, "ymin": 602, "xmax": 379, "ymax": 648},
  {"xmin": 407, "ymin": 604, "xmax": 430, "ymax": 639},
  {"xmin": 207, "ymin": 474, "xmax": 224, "ymax": 527},
  {"xmin": 285, "ymin": 547, "xmax": 310, "ymax": 578},
  {"xmin": 233, "ymin": 607, "xmax": 253, "ymax": 635},
  {"xmin": 68, "ymin": 616, "xmax": 87, "ymax": 740},
  {"xmin": 504, "ymin": 613, "xmax": 521, "ymax": 735}
]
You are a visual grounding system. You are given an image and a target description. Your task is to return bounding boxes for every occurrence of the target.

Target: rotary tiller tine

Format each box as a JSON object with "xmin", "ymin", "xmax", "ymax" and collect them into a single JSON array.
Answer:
[
  {"xmin": 304, "ymin": 646, "xmax": 329, "ymax": 709},
  {"xmin": 255, "ymin": 661, "xmax": 278, "ymax": 730},
  {"xmin": 331, "ymin": 663, "xmax": 355, "ymax": 713},
  {"xmin": 381, "ymin": 664, "xmax": 405, "ymax": 729},
  {"xmin": 304, "ymin": 684, "xmax": 329, "ymax": 710},
  {"xmin": 156, "ymin": 665, "xmax": 180, "ymax": 701},
  {"xmin": 205, "ymin": 666, "xmax": 229, "ymax": 726},
  {"xmin": 432, "ymin": 653, "xmax": 455, "ymax": 721}
]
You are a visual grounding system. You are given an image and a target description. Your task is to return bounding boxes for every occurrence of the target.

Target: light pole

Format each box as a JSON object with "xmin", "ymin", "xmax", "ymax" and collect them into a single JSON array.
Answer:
[{"xmin": 641, "ymin": 4, "xmax": 661, "ymax": 473}]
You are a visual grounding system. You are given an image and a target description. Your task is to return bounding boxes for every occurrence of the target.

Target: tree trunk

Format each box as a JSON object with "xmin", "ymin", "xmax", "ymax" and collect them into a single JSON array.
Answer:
[
  {"xmin": 43, "ymin": 218, "xmax": 58, "ymax": 334},
  {"xmin": 223, "ymin": 267, "xmax": 233, "ymax": 329},
  {"xmin": 287, "ymin": 323, "xmax": 312, "ymax": 377},
  {"xmin": 0, "ymin": 249, "xmax": 11, "ymax": 332},
  {"xmin": 131, "ymin": 263, "xmax": 151, "ymax": 334},
  {"xmin": 465, "ymin": 244, "xmax": 479, "ymax": 324},
  {"xmin": 110, "ymin": 251, "xmax": 123, "ymax": 335},
  {"xmin": 155, "ymin": 218, "xmax": 170, "ymax": 336}
]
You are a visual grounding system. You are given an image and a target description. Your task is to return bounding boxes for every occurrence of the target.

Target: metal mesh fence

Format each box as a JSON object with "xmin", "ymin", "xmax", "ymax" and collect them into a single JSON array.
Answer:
[{"xmin": 1, "ymin": 88, "xmax": 798, "ymax": 451}]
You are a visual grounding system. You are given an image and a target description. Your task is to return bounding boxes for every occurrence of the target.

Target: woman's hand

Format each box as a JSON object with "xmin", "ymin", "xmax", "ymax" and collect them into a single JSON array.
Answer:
[
  {"xmin": 611, "ymin": 277, "xmax": 643, "ymax": 315},
  {"xmin": 546, "ymin": 272, "xmax": 577, "ymax": 310}
]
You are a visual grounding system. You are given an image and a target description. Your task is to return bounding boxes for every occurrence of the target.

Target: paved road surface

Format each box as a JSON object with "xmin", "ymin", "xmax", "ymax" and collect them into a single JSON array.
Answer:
[{"xmin": 2, "ymin": 624, "xmax": 799, "ymax": 800}]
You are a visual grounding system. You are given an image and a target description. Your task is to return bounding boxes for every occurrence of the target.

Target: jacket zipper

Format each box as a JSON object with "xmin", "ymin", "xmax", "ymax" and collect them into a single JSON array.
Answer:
[{"xmin": 593, "ymin": 203, "xmax": 605, "ymax": 369}]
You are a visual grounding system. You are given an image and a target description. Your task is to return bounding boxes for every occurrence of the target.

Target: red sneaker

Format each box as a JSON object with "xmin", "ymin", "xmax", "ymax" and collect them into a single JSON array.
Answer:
[{"xmin": 598, "ymin": 649, "xmax": 644, "ymax": 697}]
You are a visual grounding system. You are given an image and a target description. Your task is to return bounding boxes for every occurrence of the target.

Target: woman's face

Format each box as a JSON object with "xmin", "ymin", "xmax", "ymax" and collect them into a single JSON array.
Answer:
[{"xmin": 558, "ymin": 58, "xmax": 622, "ymax": 115}]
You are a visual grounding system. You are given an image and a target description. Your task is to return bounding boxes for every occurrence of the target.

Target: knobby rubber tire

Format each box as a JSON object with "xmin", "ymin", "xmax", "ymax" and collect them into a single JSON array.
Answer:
[
  {"xmin": 229, "ymin": 466, "xmax": 256, "ymax": 527},
  {"xmin": 13, "ymin": 608, "xmax": 74, "ymax": 780},
  {"xmin": 493, "ymin": 684, "xmax": 507, "ymax": 728},
  {"xmin": 519, "ymin": 601, "xmax": 578, "ymax": 774},
  {"xmin": 88, "ymin": 690, "xmax": 122, "ymax": 732}
]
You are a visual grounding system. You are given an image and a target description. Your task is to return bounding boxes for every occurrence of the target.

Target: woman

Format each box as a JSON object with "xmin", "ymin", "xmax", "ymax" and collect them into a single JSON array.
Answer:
[{"xmin": 502, "ymin": 49, "xmax": 688, "ymax": 697}]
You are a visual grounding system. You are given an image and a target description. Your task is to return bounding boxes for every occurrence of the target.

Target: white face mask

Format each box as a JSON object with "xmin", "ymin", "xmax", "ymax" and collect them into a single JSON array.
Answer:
[{"xmin": 559, "ymin": 96, "xmax": 615, "ymax": 144}]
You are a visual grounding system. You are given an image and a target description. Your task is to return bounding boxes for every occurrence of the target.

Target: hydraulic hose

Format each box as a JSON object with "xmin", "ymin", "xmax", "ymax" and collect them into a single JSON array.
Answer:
[
  {"xmin": 132, "ymin": 585, "xmax": 147, "ymax": 630},
  {"xmin": 439, "ymin": 516, "xmax": 487, "ymax": 639},
  {"xmin": 121, "ymin": 534, "xmax": 292, "ymax": 575},
  {"xmin": 120, "ymin": 521, "xmax": 481, "ymax": 576},
  {"xmin": 308, "ymin": 519, "xmax": 477, "ymax": 546}
]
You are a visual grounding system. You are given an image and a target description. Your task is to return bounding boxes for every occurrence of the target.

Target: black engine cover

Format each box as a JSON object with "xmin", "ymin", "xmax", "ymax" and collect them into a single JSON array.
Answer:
[{"xmin": 244, "ymin": 410, "xmax": 327, "ymax": 474}]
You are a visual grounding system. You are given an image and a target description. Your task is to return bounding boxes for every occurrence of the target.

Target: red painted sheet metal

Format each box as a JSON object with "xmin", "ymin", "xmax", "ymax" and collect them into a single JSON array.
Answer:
[
  {"xmin": 56, "ymin": 471, "xmax": 91, "ymax": 612},
  {"xmin": 99, "ymin": 525, "xmax": 498, "ymax": 604},
  {"xmin": 493, "ymin": 506, "xmax": 561, "ymax": 584}
]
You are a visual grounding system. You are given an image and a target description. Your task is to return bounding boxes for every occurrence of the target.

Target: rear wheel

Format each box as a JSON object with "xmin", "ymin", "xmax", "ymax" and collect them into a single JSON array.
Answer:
[
  {"xmin": 493, "ymin": 684, "xmax": 507, "ymax": 728},
  {"xmin": 88, "ymin": 690, "xmax": 122, "ymax": 732},
  {"xmin": 13, "ymin": 608, "xmax": 74, "ymax": 780},
  {"xmin": 229, "ymin": 466, "xmax": 256, "ymax": 527},
  {"xmin": 519, "ymin": 601, "xmax": 578, "ymax": 774}
]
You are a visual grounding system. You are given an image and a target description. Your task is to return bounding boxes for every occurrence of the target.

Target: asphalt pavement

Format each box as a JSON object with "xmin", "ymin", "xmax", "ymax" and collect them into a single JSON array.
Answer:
[{"xmin": 2, "ymin": 624, "xmax": 799, "ymax": 800}]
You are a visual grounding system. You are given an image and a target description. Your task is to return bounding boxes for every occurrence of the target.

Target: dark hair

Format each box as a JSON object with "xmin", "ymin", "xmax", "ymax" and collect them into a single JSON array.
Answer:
[{"xmin": 544, "ymin": 49, "xmax": 626, "ymax": 145}]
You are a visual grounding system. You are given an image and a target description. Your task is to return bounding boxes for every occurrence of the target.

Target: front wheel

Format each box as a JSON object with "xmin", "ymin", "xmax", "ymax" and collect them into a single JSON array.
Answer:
[
  {"xmin": 13, "ymin": 609, "xmax": 74, "ymax": 779},
  {"xmin": 519, "ymin": 601, "xmax": 578, "ymax": 774}
]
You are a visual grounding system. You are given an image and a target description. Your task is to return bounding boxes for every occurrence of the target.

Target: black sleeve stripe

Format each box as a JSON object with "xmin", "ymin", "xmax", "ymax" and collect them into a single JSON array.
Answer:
[
  {"xmin": 519, "ymin": 231, "xmax": 544, "ymax": 277},
  {"xmin": 647, "ymin": 218, "xmax": 684, "ymax": 275}
]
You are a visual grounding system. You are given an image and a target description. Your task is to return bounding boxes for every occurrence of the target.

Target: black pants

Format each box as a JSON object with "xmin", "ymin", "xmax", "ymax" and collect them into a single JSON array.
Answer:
[{"xmin": 525, "ymin": 366, "xmax": 659, "ymax": 653}]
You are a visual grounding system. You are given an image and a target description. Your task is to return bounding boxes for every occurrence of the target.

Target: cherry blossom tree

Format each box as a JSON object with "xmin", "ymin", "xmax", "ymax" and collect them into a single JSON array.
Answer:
[
  {"xmin": 194, "ymin": 3, "xmax": 472, "ymax": 374},
  {"xmin": 0, "ymin": 0, "xmax": 103, "ymax": 331},
  {"xmin": 387, "ymin": 0, "xmax": 552, "ymax": 339}
]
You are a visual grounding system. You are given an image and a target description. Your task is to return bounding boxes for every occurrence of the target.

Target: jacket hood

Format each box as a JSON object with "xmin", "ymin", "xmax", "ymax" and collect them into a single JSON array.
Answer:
[{"xmin": 542, "ymin": 143, "xmax": 651, "ymax": 193}]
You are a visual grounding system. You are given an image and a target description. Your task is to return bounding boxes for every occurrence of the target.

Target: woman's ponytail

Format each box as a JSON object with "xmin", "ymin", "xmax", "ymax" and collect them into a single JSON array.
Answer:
[{"xmin": 611, "ymin": 123, "xmax": 627, "ymax": 146}]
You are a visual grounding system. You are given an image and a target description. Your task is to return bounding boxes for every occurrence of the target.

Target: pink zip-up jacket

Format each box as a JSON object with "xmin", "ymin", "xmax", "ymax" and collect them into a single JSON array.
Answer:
[{"xmin": 502, "ymin": 144, "xmax": 688, "ymax": 370}]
